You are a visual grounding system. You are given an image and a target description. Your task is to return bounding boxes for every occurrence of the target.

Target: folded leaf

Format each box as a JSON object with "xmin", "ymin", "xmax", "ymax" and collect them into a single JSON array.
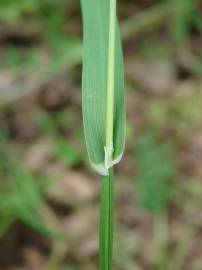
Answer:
[{"xmin": 81, "ymin": 0, "xmax": 125, "ymax": 175}]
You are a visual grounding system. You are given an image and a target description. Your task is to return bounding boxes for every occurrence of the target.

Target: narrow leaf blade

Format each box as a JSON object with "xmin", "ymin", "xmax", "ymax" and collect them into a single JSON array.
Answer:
[{"xmin": 81, "ymin": 0, "xmax": 125, "ymax": 175}]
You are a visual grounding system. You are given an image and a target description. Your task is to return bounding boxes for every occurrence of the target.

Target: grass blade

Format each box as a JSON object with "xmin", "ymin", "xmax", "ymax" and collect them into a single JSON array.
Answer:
[{"xmin": 81, "ymin": 0, "xmax": 125, "ymax": 175}]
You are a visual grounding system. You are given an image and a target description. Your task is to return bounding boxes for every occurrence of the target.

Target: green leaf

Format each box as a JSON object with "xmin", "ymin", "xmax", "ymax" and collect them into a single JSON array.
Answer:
[
  {"xmin": 81, "ymin": 0, "xmax": 125, "ymax": 175},
  {"xmin": 0, "ymin": 133, "xmax": 52, "ymax": 237},
  {"xmin": 135, "ymin": 132, "xmax": 176, "ymax": 215}
]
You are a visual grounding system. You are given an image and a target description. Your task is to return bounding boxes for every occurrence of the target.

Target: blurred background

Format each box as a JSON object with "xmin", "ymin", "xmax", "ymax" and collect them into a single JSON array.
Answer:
[{"xmin": 0, "ymin": 0, "xmax": 202, "ymax": 269}]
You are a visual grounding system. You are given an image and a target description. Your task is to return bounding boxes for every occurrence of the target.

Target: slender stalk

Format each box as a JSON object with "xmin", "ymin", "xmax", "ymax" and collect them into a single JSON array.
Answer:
[
  {"xmin": 100, "ymin": 1, "xmax": 116, "ymax": 268},
  {"xmin": 99, "ymin": 168, "xmax": 114, "ymax": 270},
  {"xmin": 106, "ymin": 0, "xmax": 117, "ymax": 153}
]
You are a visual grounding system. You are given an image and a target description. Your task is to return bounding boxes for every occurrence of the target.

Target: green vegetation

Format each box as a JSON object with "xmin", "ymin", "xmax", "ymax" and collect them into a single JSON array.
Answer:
[
  {"xmin": 135, "ymin": 132, "xmax": 175, "ymax": 269},
  {"xmin": 81, "ymin": 0, "xmax": 125, "ymax": 269},
  {"xmin": 0, "ymin": 131, "xmax": 50, "ymax": 236},
  {"xmin": 0, "ymin": 0, "xmax": 202, "ymax": 269},
  {"xmin": 135, "ymin": 132, "xmax": 175, "ymax": 215}
]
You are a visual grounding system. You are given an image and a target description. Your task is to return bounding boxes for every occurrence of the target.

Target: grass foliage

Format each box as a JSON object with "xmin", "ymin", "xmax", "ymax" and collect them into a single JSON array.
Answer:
[
  {"xmin": 0, "ymin": 131, "xmax": 50, "ymax": 236},
  {"xmin": 81, "ymin": 0, "xmax": 125, "ymax": 175},
  {"xmin": 81, "ymin": 0, "xmax": 125, "ymax": 269},
  {"xmin": 135, "ymin": 132, "xmax": 176, "ymax": 215},
  {"xmin": 0, "ymin": 0, "xmax": 201, "ymax": 269}
]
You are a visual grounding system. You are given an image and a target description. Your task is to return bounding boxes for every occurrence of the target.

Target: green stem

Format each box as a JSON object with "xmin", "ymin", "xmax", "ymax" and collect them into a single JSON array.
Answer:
[{"xmin": 99, "ymin": 168, "xmax": 114, "ymax": 270}]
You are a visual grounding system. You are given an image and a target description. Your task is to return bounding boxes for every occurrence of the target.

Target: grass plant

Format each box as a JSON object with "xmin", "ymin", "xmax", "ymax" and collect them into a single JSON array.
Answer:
[{"xmin": 81, "ymin": 0, "xmax": 125, "ymax": 269}]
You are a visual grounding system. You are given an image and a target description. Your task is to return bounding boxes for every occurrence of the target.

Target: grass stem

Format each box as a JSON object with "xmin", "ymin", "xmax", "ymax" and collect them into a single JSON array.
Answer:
[{"xmin": 99, "ymin": 168, "xmax": 114, "ymax": 270}]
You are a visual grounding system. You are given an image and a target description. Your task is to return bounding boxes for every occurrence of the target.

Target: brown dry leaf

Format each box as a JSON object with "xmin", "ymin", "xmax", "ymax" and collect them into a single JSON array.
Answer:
[
  {"xmin": 24, "ymin": 139, "xmax": 54, "ymax": 173},
  {"xmin": 76, "ymin": 234, "xmax": 98, "ymax": 258},
  {"xmin": 64, "ymin": 207, "xmax": 98, "ymax": 239},
  {"xmin": 184, "ymin": 132, "xmax": 202, "ymax": 178},
  {"xmin": 0, "ymin": 22, "xmax": 42, "ymax": 43},
  {"xmin": 22, "ymin": 247, "xmax": 45, "ymax": 270},
  {"xmin": 9, "ymin": 267, "xmax": 27, "ymax": 270},
  {"xmin": 0, "ymin": 72, "xmax": 16, "ymax": 95},
  {"xmin": 126, "ymin": 59, "xmax": 175, "ymax": 96},
  {"xmin": 38, "ymin": 78, "xmax": 78, "ymax": 110},
  {"xmin": 0, "ymin": 71, "xmax": 38, "ymax": 106},
  {"xmin": 63, "ymin": 207, "xmax": 99, "ymax": 257},
  {"xmin": 0, "ymin": 72, "xmax": 25, "ymax": 106},
  {"xmin": 5, "ymin": 96, "xmax": 40, "ymax": 140},
  {"xmin": 48, "ymin": 170, "xmax": 98, "ymax": 205}
]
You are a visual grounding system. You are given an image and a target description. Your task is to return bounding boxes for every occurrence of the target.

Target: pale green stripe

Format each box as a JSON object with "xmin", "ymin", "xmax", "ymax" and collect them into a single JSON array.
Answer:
[{"xmin": 106, "ymin": 0, "xmax": 117, "ymax": 151}]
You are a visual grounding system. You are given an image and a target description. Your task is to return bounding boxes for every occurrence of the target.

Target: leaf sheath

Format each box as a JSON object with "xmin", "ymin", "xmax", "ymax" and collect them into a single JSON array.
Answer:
[
  {"xmin": 99, "ymin": 169, "xmax": 114, "ymax": 270},
  {"xmin": 81, "ymin": 0, "xmax": 125, "ymax": 175}
]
